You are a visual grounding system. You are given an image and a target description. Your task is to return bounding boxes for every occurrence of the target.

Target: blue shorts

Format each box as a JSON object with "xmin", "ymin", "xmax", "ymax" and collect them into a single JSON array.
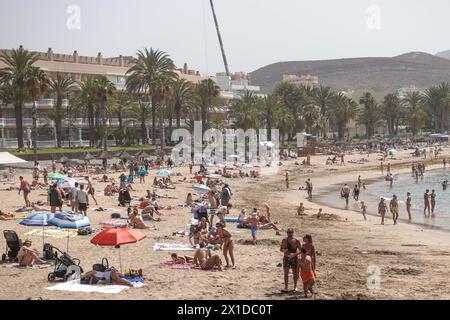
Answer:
[{"xmin": 251, "ymin": 227, "xmax": 258, "ymax": 235}]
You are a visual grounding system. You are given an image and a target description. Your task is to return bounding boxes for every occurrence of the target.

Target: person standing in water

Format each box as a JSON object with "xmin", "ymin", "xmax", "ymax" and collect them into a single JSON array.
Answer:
[
  {"xmin": 424, "ymin": 189, "xmax": 431, "ymax": 216},
  {"xmin": 389, "ymin": 195, "xmax": 399, "ymax": 225},
  {"xmin": 341, "ymin": 184, "xmax": 351, "ymax": 208},
  {"xmin": 361, "ymin": 201, "xmax": 367, "ymax": 221},
  {"xmin": 430, "ymin": 190, "xmax": 436, "ymax": 215},
  {"xmin": 378, "ymin": 198, "xmax": 387, "ymax": 225},
  {"xmin": 406, "ymin": 192, "xmax": 412, "ymax": 222}
]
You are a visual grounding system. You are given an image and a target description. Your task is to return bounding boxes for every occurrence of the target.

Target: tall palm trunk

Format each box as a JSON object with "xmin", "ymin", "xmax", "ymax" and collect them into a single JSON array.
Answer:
[
  {"xmin": 14, "ymin": 100, "xmax": 24, "ymax": 149},
  {"xmin": 88, "ymin": 103, "xmax": 95, "ymax": 147},
  {"xmin": 151, "ymin": 97, "xmax": 156, "ymax": 145},
  {"xmin": 168, "ymin": 111, "xmax": 173, "ymax": 142},
  {"xmin": 117, "ymin": 111, "xmax": 124, "ymax": 145},
  {"xmin": 176, "ymin": 104, "xmax": 181, "ymax": 129},
  {"xmin": 141, "ymin": 116, "xmax": 146, "ymax": 146},
  {"xmin": 32, "ymin": 98, "xmax": 38, "ymax": 163},
  {"xmin": 55, "ymin": 96, "xmax": 62, "ymax": 148}
]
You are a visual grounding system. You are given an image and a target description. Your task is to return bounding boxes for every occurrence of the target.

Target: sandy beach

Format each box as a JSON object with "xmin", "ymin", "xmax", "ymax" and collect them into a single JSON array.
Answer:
[{"xmin": 1, "ymin": 149, "xmax": 450, "ymax": 300}]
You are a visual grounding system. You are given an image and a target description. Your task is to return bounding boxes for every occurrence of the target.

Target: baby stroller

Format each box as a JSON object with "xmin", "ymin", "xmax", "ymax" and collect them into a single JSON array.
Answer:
[
  {"xmin": 118, "ymin": 188, "xmax": 131, "ymax": 207},
  {"xmin": 47, "ymin": 245, "xmax": 83, "ymax": 282},
  {"xmin": 2, "ymin": 230, "xmax": 22, "ymax": 262}
]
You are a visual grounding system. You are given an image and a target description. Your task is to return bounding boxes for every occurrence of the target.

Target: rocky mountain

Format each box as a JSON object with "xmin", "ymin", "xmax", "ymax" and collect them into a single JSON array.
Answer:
[{"xmin": 250, "ymin": 52, "xmax": 450, "ymax": 94}]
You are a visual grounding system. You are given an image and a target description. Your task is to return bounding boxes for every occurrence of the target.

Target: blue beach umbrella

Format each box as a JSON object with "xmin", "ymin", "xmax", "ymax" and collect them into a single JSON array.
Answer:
[
  {"xmin": 48, "ymin": 212, "xmax": 91, "ymax": 252},
  {"xmin": 156, "ymin": 169, "xmax": 174, "ymax": 176},
  {"xmin": 193, "ymin": 184, "xmax": 211, "ymax": 193},
  {"xmin": 19, "ymin": 212, "xmax": 54, "ymax": 251}
]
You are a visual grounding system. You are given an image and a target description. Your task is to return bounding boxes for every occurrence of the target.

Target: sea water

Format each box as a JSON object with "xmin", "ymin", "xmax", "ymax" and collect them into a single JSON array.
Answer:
[{"xmin": 317, "ymin": 168, "xmax": 450, "ymax": 231}]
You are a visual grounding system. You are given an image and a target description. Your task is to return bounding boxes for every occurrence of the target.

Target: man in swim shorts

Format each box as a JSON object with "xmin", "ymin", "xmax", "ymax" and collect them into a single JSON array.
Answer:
[
  {"xmin": 389, "ymin": 194, "xmax": 399, "ymax": 225},
  {"xmin": 280, "ymin": 228, "xmax": 301, "ymax": 293},
  {"xmin": 247, "ymin": 212, "xmax": 259, "ymax": 245}
]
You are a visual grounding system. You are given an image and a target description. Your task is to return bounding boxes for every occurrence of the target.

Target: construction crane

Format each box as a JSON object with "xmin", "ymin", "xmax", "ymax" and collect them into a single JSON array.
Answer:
[{"xmin": 209, "ymin": 0, "xmax": 230, "ymax": 76}]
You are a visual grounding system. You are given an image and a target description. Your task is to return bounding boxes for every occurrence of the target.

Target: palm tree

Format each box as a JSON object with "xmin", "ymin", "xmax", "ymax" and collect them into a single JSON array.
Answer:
[
  {"xmin": 26, "ymin": 66, "xmax": 48, "ymax": 162},
  {"xmin": 302, "ymin": 105, "xmax": 320, "ymax": 134},
  {"xmin": 402, "ymin": 91, "xmax": 425, "ymax": 136},
  {"xmin": 422, "ymin": 84, "xmax": 449, "ymax": 132},
  {"xmin": 274, "ymin": 107, "xmax": 295, "ymax": 145},
  {"xmin": 229, "ymin": 91, "xmax": 259, "ymax": 131},
  {"xmin": 330, "ymin": 94, "xmax": 357, "ymax": 140},
  {"xmin": 130, "ymin": 99, "xmax": 151, "ymax": 145},
  {"xmin": 94, "ymin": 76, "xmax": 116, "ymax": 151},
  {"xmin": 382, "ymin": 93, "xmax": 401, "ymax": 136},
  {"xmin": 0, "ymin": 47, "xmax": 39, "ymax": 149},
  {"xmin": 258, "ymin": 95, "xmax": 280, "ymax": 140},
  {"xmin": 196, "ymin": 79, "xmax": 220, "ymax": 132},
  {"xmin": 73, "ymin": 76, "xmax": 98, "ymax": 147},
  {"xmin": 112, "ymin": 91, "xmax": 133, "ymax": 145},
  {"xmin": 152, "ymin": 74, "xmax": 175, "ymax": 151},
  {"xmin": 358, "ymin": 92, "xmax": 383, "ymax": 139},
  {"xmin": 126, "ymin": 48, "xmax": 177, "ymax": 145},
  {"xmin": 273, "ymin": 82, "xmax": 309, "ymax": 137},
  {"xmin": 313, "ymin": 85, "xmax": 335, "ymax": 117},
  {"xmin": 49, "ymin": 74, "xmax": 75, "ymax": 148},
  {"xmin": 171, "ymin": 78, "xmax": 194, "ymax": 129}
]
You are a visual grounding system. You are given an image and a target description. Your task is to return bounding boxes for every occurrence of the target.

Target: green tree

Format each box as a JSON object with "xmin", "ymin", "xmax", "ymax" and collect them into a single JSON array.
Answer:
[
  {"xmin": 229, "ymin": 90, "xmax": 259, "ymax": 131},
  {"xmin": 382, "ymin": 93, "xmax": 401, "ymax": 136},
  {"xmin": 94, "ymin": 76, "xmax": 116, "ymax": 151},
  {"xmin": 48, "ymin": 74, "xmax": 75, "ymax": 148},
  {"xmin": 313, "ymin": 85, "xmax": 335, "ymax": 118},
  {"xmin": 258, "ymin": 95, "xmax": 280, "ymax": 140},
  {"xmin": 73, "ymin": 76, "xmax": 98, "ymax": 147},
  {"xmin": 26, "ymin": 66, "xmax": 48, "ymax": 161},
  {"xmin": 358, "ymin": 92, "xmax": 383, "ymax": 139},
  {"xmin": 196, "ymin": 79, "xmax": 220, "ymax": 132},
  {"xmin": 126, "ymin": 48, "xmax": 177, "ymax": 145},
  {"xmin": 0, "ymin": 47, "xmax": 39, "ymax": 149},
  {"xmin": 171, "ymin": 78, "xmax": 194, "ymax": 129},
  {"xmin": 274, "ymin": 107, "xmax": 295, "ymax": 145},
  {"xmin": 302, "ymin": 105, "xmax": 320, "ymax": 134},
  {"xmin": 330, "ymin": 93, "xmax": 357, "ymax": 140},
  {"xmin": 112, "ymin": 91, "xmax": 133, "ymax": 145}
]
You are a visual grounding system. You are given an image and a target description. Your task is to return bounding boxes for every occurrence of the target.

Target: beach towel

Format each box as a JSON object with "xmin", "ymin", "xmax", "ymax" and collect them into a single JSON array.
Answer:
[
  {"xmin": 158, "ymin": 262, "xmax": 193, "ymax": 270},
  {"xmin": 0, "ymin": 214, "xmax": 29, "ymax": 221},
  {"xmin": 224, "ymin": 217, "xmax": 239, "ymax": 223},
  {"xmin": 120, "ymin": 216, "xmax": 155, "ymax": 222},
  {"xmin": 24, "ymin": 228, "xmax": 78, "ymax": 239},
  {"xmin": 0, "ymin": 263, "xmax": 52, "ymax": 269},
  {"xmin": 46, "ymin": 279, "xmax": 144, "ymax": 294},
  {"xmin": 153, "ymin": 243, "xmax": 195, "ymax": 251},
  {"xmin": 100, "ymin": 220, "xmax": 128, "ymax": 228}
]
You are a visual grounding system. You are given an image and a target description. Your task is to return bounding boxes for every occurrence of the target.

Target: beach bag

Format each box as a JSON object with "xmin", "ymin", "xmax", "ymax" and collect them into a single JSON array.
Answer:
[
  {"xmin": 93, "ymin": 258, "xmax": 109, "ymax": 272},
  {"xmin": 111, "ymin": 213, "xmax": 121, "ymax": 219},
  {"xmin": 43, "ymin": 243, "xmax": 55, "ymax": 260},
  {"xmin": 77, "ymin": 227, "xmax": 92, "ymax": 236}
]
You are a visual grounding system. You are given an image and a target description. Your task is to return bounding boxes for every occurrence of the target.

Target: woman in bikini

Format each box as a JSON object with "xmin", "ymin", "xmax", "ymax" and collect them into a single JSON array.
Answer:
[
  {"xmin": 378, "ymin": 197, "xmax": 387, "ymax": 225},
  {"xmin": 430, "ymin": 190, "xmax": 436, "ymax": 215},
  {"xmin": 18, "ymin": 176, "xmax": 31, "ymax": 207},
  {"xmin": 216, "ymin": 223, "xmax": 235, "ymax": 269}
]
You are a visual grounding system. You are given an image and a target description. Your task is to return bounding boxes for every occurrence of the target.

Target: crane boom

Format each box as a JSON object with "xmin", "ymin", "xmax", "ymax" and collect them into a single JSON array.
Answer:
[{"xmin": 209, "ymin": 0, "xmax": 230, "ymax": 76}]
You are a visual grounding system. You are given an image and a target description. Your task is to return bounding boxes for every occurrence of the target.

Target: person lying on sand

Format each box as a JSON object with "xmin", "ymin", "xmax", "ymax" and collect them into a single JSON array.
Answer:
[
  {"xmin": 17, "ymin": 239, "xmax": 48, "ymax": 267},
  {"xmin": 171, "ymin": 253, "xmax": 194, "ymax": 264},
  {"xmin": 82, "ymin": 267, "xmax": 133, "ymax": 287},
  {"xmin": 128, "ymin": 208, "xmax": 152, "ymax": 229}
]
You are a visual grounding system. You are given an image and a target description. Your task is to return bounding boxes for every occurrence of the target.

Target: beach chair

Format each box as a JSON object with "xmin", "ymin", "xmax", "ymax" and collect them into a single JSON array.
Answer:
[{"xmin": 1, "ymin": 230, "xmax": 22, "ymax": 262}]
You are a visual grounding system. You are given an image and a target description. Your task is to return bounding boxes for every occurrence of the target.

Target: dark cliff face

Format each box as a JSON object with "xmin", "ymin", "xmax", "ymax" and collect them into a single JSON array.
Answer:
[{"xmin": 250, "ymin": 52, "xmax": 450, "ymax": 94}]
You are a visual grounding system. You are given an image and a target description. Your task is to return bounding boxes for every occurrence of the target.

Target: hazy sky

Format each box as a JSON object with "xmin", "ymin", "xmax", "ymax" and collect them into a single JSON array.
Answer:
[{"xmin": 1, "ymin": 0, "xmax": 449, "ymax": 75}]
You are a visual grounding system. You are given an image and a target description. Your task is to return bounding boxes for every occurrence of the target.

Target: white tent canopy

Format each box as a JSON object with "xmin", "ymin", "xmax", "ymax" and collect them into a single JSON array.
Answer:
[{"xmin": 0, "ymin": 152, "xmax": 27, "ymax": 165}]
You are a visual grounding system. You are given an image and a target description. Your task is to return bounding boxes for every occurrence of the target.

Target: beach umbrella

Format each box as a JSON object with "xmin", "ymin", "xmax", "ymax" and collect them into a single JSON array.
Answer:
[
  {"xmin": 56, "ymin": 178, "xmax": 78, "ymax": 189},
  {"xmin": 48, "ymin": 212, "xmax": 90, "ymax": 252},
  {"xmin": 19, "ymin": 212, "xmax": 54, "ymax": 252},
  {"xmin": 83, "ymin": 153, "xmax": 95, "ymax": 161},
  {"xmin": 387, "ymin": 149, "xmax": 398, "ymax": 153},
  {"xmin": 156, "ymin": 169, "xmax": 174, "ymax": 176},
  {"xmin": 241, "ymin": 164, "xmax": 254, "ymax": 168},
  {"xmin": 228, "ymin": 155, "xmax": 240, "ymax": 159},
  {"xmin": 118, "ymin": 151, "xmax": 134, "ymax": 160},
  {"xmin": 98, "ymin": 151, "xmax": 112, "ymax": 159},
  {"xmin": 136, "ymin": 150, "xmax": 151, "ymax": 159},
  {"xmin": 47, "ymin": 173, "xmax": 66, "ymax": 180},
  {"xmin": 193, "ymin": 184, "xmax": 211, "ymax": 193},
  {"xmin": 58, "ymin": 156, "xmax": 69, "ymax": 164},
  {"xmin": 260, "ymin": 141, "xmax": 274, "ymax": 148},
  {"xmin": 90, "ymin": 227, "xmax": 146, "ymax": 271}
]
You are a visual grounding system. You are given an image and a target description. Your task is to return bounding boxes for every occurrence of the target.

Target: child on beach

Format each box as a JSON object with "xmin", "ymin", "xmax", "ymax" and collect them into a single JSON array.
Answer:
[
  {"xmin": 361, "ymin": 201, "xmax": 367, "ymax": 220},
  {"xmin": 247, "ymin": 212, "xmax": 259, "ymax": 245},
  {"xmin": 299, "ymin": 248, "xmax": 315, "ymax": 298}
]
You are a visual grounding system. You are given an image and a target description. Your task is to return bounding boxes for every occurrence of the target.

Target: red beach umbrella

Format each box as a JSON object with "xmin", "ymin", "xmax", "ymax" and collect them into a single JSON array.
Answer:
[{"xmin": 90, "ymin": 227, "xmax": 146, "ymax": 271}]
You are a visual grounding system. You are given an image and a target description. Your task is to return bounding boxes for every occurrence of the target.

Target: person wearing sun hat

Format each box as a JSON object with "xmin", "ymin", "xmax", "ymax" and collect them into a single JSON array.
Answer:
[{"xmin": 17, "ymin": 239, "xmax": 47, "ymax": 267}]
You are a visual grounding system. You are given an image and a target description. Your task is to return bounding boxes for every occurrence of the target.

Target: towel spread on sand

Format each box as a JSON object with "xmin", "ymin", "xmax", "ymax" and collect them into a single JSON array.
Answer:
[
  {"xmin": 153, "ymin": 243, "xmax": 195, "ymax": 251},
  {"xmin": 100, "ymin": 220, "xmax": 128, "ymax": 228},
  {"xmin": 0, "ymin": 263, "xmax": 52, "ymax": 269},
  {"xmin": 0, "ymin": 214, "xmax": 29, "ymax": 221},
  {"xmin": 24, "ymin": 228, "xmax": 78, "ymax": 238},
  {"xmin": 158, "ymin": 262, "xmax": 193, "ymax": 270},
  {"xmin": 46, "ymin": 280, "xmax": 144, "ymax": 293}
]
